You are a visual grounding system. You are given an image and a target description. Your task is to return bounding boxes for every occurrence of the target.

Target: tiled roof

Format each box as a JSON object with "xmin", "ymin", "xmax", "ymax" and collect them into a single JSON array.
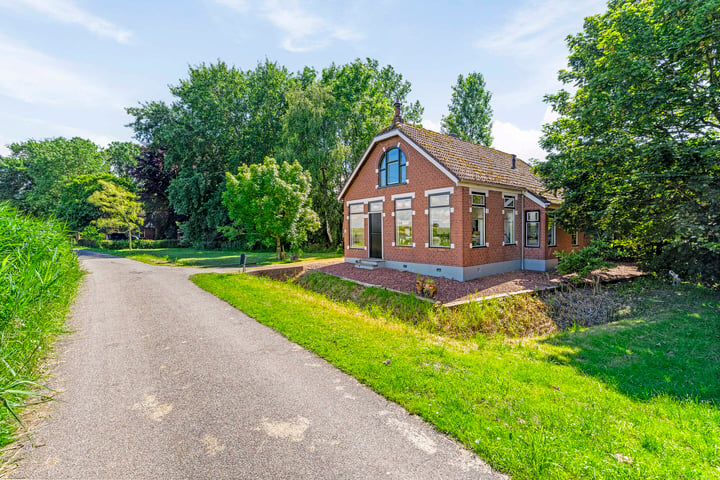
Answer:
[{"xmin": 386, "ymin": 123, "xmax": 562, "ymax": 204}]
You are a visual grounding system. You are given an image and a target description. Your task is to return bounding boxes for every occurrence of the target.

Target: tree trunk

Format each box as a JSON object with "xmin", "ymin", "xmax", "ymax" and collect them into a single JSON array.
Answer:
[
  {"xmin": 128, "ymin": 229, "xmax": 133, "ymax": 250},
  {"xmin": 276, "ymin": 236, "xmax": 282, "ymax": 260},
  {"xmin": 325, "ymin": 219, "xmax": 333, "ymax": 245}
]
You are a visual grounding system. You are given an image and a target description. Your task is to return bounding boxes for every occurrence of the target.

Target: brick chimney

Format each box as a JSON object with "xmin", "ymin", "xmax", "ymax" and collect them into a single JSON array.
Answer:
[{"xmin": 393, "ymin": 99, "xmax": 403, "ymax": 124}]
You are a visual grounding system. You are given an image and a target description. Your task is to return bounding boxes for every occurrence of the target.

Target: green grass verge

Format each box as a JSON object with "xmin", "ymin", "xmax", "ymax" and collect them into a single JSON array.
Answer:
[
  {"xmin": 192, "ymin": 272, "xmax": 720, "ymax": 480},
  {"xmin": 0, "ymin": 204, "xmax": 82, "ymax": 448},
  {"xmin": 85, "ymin": 247, "xmax": 341, "ymax": 268}
]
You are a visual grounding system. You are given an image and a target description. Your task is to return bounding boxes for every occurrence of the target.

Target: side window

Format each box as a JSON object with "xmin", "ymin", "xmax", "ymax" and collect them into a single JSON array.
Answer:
[
  {"xmin": 429, "ymin": 193, "xmax": 451, "ymax": 247},
  {"xmin": 547, "ymin": 215, "xmax": 557, "ymax": 246},
  {"xmin": 571, "ymin": 231, "xmax": 579, "ymax": 246},
  {"xmin": 471, "ymin": 193, "xmax": 485, "ymax": 247},
  {"xmin": 378, "ymin": 147, "xmax": 407, "ymax": 187},
  {"xmin": 349, "ymin": 204, "xmax": 365, "ymax": 248},
  {"xmin": 525, "ymin": 211, "xmax": 540, "ymax": 247},
  {"xmin": 395, "ymin": 198, "xmax": 412, "ymax": 246},
  {"xmin": 503, "ymin": 196, "xmax": 516, "ymax": 245}
]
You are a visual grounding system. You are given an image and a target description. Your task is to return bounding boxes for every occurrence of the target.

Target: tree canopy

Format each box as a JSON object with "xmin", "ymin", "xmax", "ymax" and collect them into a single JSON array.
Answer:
[
  {"xmin": 536, "ymin": 0, "xmax": 720, "ymax": 283},
  {"xmin": 0, "ymin": 137, "xmax": 108, "ymax": 217},
  {"xmin": 441, "ymin": 72, "xmax": 493, "ymax": 146},
  {"xmin": 223, "ymin": 157, "xmax": 319, "ymax": 259},
  {"xmin": 56, "ymin": 173, "xmax": 134, "ymax": 231},
  {"xmin": 127, "ymin": 58, "xmax": 423, "ymax": 247},
  {"xmin": 88, "ymin": 180, "xmax": 143, "ymax": 249}
]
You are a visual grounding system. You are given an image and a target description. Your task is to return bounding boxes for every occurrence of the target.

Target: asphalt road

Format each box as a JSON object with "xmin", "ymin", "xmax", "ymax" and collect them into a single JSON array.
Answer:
[{"xmin": 8, "ymin": 251, "xmax": 508, "ymax": 479}]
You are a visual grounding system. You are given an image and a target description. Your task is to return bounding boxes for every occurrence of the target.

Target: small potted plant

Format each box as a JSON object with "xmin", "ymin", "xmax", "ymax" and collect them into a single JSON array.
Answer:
[
  {"xmin": 415, "ymin": 274, "xmax": 424, "ymax": 295},
  {"xmin": 422, "ymin": 278, "xmax": 437, "ymax": 299}
]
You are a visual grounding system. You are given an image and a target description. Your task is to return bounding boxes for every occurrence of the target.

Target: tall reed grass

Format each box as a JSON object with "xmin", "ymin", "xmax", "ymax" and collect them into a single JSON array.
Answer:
[{"xmin": 0, "ymin": 203, "xmax": 81, "ymax": 446}]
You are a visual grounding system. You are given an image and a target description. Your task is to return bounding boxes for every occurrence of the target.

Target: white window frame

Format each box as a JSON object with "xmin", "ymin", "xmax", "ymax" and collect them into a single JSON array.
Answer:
[
  {"xmin": 503, "ymin": 195, "xmax": 516, "ymax": 245},
  {"xmin": 349, "ymin": 203, "xmax": 365, "ymax": 248},
  {"xmin": 471, "ymin": 192, "xmax": 486, "ymax": 247}
]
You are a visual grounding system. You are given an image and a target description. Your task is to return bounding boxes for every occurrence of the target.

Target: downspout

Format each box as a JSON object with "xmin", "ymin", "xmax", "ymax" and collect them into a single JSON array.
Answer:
[{"xmin": 520, "ymin": 192, "xmax": 525, "ymax": 271}]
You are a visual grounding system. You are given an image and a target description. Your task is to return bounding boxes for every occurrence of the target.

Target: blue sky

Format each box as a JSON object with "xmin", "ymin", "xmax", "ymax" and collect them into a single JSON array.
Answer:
[{"xmin": 0, "ymin": 0, "xmax": 606, "ymax": 160}]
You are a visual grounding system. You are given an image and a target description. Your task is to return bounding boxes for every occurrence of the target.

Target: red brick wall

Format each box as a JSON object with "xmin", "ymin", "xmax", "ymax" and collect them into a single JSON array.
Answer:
[
  {"xmin": 341, "ymin": 133, "xmax": 587, "ymax": 269},
  {"xmin": 343, "ymin": 135, "xmax": 462, "ymax": 266}
]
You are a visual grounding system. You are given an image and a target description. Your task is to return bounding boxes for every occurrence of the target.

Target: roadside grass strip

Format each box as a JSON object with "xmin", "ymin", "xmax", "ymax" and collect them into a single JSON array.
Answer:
[
  {"xmin": 88, "ymin": 247, "xmax": 341, "ymax": 268},
  {"xmin": 0, "ymin": 204, "xmax": 82, "ymax": 449},
  {"xmin": 192, "ymin": 272, "xmax": 720, "ymax": 480}
]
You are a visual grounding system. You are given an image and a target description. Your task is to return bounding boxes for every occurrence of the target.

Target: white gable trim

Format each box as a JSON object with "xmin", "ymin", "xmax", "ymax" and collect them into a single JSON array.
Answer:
[
  {"xmin": 523, "ymin": 191, "xmax": 551, "ymax": 208},
  {"xmin": 337, "ymin": 128, "xmax": 459, "ymax": 200}
]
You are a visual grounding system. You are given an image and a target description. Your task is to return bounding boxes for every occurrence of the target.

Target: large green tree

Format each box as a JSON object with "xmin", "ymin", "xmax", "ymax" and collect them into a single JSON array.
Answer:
[
  {"xmin": 88, "ymin": 180, "xmax": 144, "ymax": 250},
  {"xmin": 126, "ymin": 60, "xmax": 294, "ymax": 245},
  {"xmin": 441, "ymin": 72, "xmax": 493, "ymax": 146},
  {"xmin": 0, "ymin": 137, "xmax": 108, "ymax": 217},
  {"xmin": 536, "ymin": 0, "xmax": 720, "ymax": 282},
  {"xmin": 56, "ymin": 173, "xmax": 134, "ymax": 231},
  {"xmin": 224, "ymin": 157, "xmax": 319, "ymax": 259},
  {"xmin": 280, "ymin": 58, "xmax": 423, "ymax": 246}
]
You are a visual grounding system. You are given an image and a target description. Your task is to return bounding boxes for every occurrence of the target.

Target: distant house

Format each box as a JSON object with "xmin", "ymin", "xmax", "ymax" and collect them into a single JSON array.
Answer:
[{"xmin": 337, "ymin": 107, "xmax": 588, "ymax": 281}]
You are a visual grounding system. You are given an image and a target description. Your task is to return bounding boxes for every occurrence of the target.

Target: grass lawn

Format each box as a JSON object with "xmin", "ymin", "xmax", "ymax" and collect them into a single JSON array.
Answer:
[
  {"xmin": 85, "ymin": 247, "xmax": 341, "ymax": 268},
  {"xmin": 191, "ymin": 273, "xmax": 720, "ymax": 480}
]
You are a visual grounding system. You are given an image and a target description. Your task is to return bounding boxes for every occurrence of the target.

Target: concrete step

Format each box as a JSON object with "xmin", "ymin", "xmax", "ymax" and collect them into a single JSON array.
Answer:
[{"xmin": 355, "ymin": 259, "xmax": 385, "ymax": 270}]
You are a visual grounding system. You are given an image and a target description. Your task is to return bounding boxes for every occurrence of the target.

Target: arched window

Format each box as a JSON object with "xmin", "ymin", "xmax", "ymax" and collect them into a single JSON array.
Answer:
[{"xmin": 378, "ymin": 147, "xmax": 407, "ymax": 187}]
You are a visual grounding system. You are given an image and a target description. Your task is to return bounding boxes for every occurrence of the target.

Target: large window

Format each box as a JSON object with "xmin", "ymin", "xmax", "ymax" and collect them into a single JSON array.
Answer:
[
  {"xmin": 503, "ymin": 195, "xmax": 516, "ymax": 245},
  {"xmin": 349, "ymin": 203, "xmax": 364, "ymax": 248},
  {"xmin": 378, "ymin": 147, "xmax": 407, "ymax": 187},
  {"xmin": 471, "ymin": 193, "xmax": 485, "ymax": 247},
  {"xmin": 429, "ymin": 193, "xmax": 451, "ymax": 247},
  {"xmin": 571, "ymin": 231, "xmax": 579, "ymax": 246},
  {"xmin": 525, "ymin": 210, "xmax": 540, "ymax": 247},
  {"xmin": 395, "ymin": 198, "xmax": 412, "ymax": 246},
  {"xmin": 547, "ymin": 215, "xmax": 557, "ymax": 246}
]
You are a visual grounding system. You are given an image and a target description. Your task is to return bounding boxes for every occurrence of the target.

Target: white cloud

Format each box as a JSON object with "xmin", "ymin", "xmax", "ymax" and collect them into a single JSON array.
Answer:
[
  {"xmin": 422, "ymin": 118, "xmax": 441, "ymax": 133},
  {"xmin": 491, "ymin": 120, "xmax": 547, "ymax": 161},
  {"xmin": 0, "ymin": 35, "xmax": 125, "ymax": 108},
  {"xmin": 214, "ymin": 0, "xmax": 363, "ymax": 52},
  {"xmin": 0, "ymin": 0, "xmax": 133, "ymax": 44},
  {"xmin": 476, "ymin": 0, "xmax": 604, "ymax": 109}
]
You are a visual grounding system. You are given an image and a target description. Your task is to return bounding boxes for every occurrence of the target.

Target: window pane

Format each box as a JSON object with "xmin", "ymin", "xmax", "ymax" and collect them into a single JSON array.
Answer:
[
  {"xmin": 387, "ymin": 162, "xmax": 399, "ymax": 184},
  {"xmin": 395, "ymin": 198, "xmax": 411, "ymax": 210},
  {"xmin": 430, "ymin": 206, "xmax": 450, "ymax": 247},
  {"xmin": 387, "ymin": 148, "xmax": 399, "ymax": 162},
  {"xmin": 472, "ymin": 206, "xmax": 485, "ymax": 246},
  {"xmin": 547, "ymin": 218, "xmax": 556, "ymax": 246},
  {"xmin": 368, "ymin": 201, "xmax": 382, "ymax": 212},
  {"xmin": 504, "ymin": 211, "xmax": 515, "ymax": 244},
  {"xmin": 429, "ymin": 193, "xmax": 450, "ymax": 207},
  {"xmin": 526, "ymin": 222, "xmax": 539, "ymax": 247},
  {"xmin": 400, "ymin": 163, "xmax": 406, "ymax": 183},
  {"xmin": 471, "ymin": 194, "xmax": 485, "ymax": 206},
  {"xmin": 396, "ymin": 209, "xmax": 412, "ymax": 246},
  {"xmin": 350, "ymin": 213, "xmax": 364, "ymax": 247},
  {"xmin": 526, "ymin": 211, "xmax": 539, "ymax": 222},
  {"xmin": 349, "ymin": 203, "xmax": 363, "ymax": 214},
  {"xmin": 504, "ymin": 196, "xmax": 515, "ymax": 208}
]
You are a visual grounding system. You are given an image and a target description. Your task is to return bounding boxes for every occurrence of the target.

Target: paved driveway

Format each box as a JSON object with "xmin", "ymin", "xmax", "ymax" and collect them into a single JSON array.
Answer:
[{"xmin": 8, "ymin": 251, "xmax": 507, "ymax": 479}]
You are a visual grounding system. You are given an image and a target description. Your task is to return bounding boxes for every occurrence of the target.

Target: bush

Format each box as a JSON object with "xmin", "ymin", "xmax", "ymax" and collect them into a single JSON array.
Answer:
[
  {"xmin": 642, "ymin": 241, "xmax": 720, "ymax": 287},
  {"xmin": 556, "ymin": 240, "xmax": 616, "ymax": 277},
  {"xmin": 98, "ymin": 239, "xmax": 180, "ymax": 250}
]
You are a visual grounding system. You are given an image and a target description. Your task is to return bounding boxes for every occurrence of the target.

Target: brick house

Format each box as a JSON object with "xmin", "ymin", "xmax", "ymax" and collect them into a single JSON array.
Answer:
[{"xmin": 337, "ymin": 112, "xmax": 588, "ymax": 282}]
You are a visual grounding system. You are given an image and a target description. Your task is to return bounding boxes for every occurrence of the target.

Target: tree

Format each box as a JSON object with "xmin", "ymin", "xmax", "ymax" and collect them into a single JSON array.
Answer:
[
  {"xmin": 130, "ymin": 147, "xmax": 181, "ymax": 239},
  {"xmin": 56, "ymin": 173, "xmax": 134, "ymax": 231},
  {"xmin": 88, "ymin": 180, "xmax": 143, "ymax": 250},
  {"xmin": 106, "ymin": 141, "xmax": 140, "ymax": 184},
  {"xmin": 535, "ymin": 0, "xmax": 720, "ymax": 283},
  {"xmin": 279, "ymin": 83, "xmax": 344, "ymax": 246},
  {"xmin": 223, "ymin": 157, "xmax": 320, "ymax": 259},
  {"xmin": 126, "ymin": 60, "xmax": 295, "ymax": 245},
  {"xmin": 0, "ymin": 137, "xmax": 107, "ymax": 217},
  {"xmin": 441, "ymin": 72, "xmax": 493, "ymax": 146}
]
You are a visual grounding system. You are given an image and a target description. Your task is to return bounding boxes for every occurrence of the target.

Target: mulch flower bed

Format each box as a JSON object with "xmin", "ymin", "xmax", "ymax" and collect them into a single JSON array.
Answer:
[{"xmin": 314, "ymin": 262, "xmax": 644, "ymax": 304}]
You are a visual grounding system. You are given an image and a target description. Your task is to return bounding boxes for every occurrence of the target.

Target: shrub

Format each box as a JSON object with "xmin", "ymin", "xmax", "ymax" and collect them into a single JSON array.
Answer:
[{"xmin": 556, "ymin": 240, "xmax": 616, "ymax": 277}]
